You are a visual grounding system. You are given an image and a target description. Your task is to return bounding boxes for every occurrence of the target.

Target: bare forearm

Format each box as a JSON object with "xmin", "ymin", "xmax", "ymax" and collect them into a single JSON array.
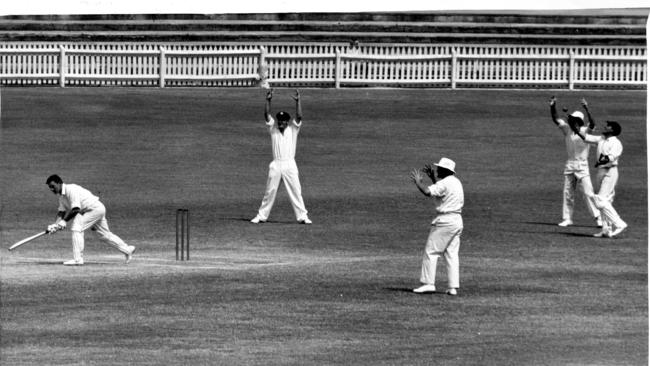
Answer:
[
  {"xmin": 414, "ymin": 180, "xmax": 430, "ymax": 196},
  {"xmin": 583, "ymin": 108, "xmax": 595, "ymax": 129},
  {"xmin": 295, "ymin": 92, "xmax": 303, "ymax": 122},
  {"xmin": 550, "ymin": 104, "xmax": 559, "ymax": 124},
  {"xmin": 264, "ymin": 99, "xmax": 272, "ymax": 120}
]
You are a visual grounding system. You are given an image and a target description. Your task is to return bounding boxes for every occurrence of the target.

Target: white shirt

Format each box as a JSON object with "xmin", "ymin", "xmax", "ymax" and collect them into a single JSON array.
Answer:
[
  {"xmin": 266, "ymin": 116, "xmax": 301, "ymax": 161},
  {"xmin": 427, "ymin": 175, "xmax": 464, "ymax": 215},
  {"xmin": 57, "ymin": 183, "xmax": 100, "ymax": 212},
  {"xmin": 581, "ymin": 129, "xmax": 623, "ymax": 168},
  {"xmin": 558, "ymin": 119, "xmax": 591, "ymax": 161}
]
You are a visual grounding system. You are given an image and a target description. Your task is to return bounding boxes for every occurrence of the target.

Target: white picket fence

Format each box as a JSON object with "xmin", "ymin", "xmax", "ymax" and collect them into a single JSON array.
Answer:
[{"xmin": 0, "ymin": 43, "xmax": 646, "ymax": 89}]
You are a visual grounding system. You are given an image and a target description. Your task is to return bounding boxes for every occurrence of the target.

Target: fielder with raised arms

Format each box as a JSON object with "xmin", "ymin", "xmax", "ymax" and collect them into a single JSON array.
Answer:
[
  {"xmin": 46, "ymin": 174, "xmax": 136, "ymax": 265},
  {"xmin": 549, "ymin": 96, "xmax": 601, "ymax": 228},
  {"xmin": 251, "ymin": 89, "xmax": 312, "ymax": 225}
]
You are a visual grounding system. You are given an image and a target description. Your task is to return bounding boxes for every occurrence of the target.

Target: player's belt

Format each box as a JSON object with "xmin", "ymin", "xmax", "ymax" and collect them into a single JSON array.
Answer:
[{"xmin": 436, "ymin": 211, "xmax": 462, "ymax": 216}]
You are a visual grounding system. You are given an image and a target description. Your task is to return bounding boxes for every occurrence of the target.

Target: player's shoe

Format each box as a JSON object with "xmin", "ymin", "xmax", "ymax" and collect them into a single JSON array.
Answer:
[
  {"xmin": 593, "ymin": 230, "xmax": 611, "ymax": 238},
  {"xmin": 557, "ymin": 220, "xmax": 573, "ymax": 227},
  {"xmin": 250, "ymin": 216, "xmax": 266, "ymax": 224},
  {"xmin": 446, "ymin": 288, "xmax": 458, "ymax": 296},
  {"xmin": 125, "ymin": 245, "xmax": 136, "ymax": 264},
  {"xmin": 298, "ymin": 217, "xmax": 312, "ymax": 225},
  {"xmin": 609, "ymin": 223, "xmax": 628, "ymax": 238},
  {"xmin": 63, "ymin": 259, "xmax": 84, "ymax": 266},
  {"xmin": 413, "ymin": 284, "xmax": 436, "ymax": 293}
]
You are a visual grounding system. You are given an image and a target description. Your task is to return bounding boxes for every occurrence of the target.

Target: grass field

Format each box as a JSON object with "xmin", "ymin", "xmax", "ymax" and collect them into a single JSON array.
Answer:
[{"xmin": 0, "ymin": 87, "xmax": 647, "ymax": 365}]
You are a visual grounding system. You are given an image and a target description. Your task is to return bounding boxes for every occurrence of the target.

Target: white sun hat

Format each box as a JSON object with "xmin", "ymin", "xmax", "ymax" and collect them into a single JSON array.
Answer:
[{"xmin": 434, "ymin": 157, "xmax": 456, "ymax": 173}]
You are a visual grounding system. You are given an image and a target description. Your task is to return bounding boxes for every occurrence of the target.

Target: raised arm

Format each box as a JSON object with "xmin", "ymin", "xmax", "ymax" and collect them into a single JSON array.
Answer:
[
  {"xmin": 549, "ymin": 96, "xmax": 560, "ymax": 126},
  {"xmin": 423, "ymin": 163, "xmax": 437, "ymax": 184},
  {"xmin": 567, "ymin": 116, "xmax": 585, "ymax": 138},
  {"xmin": 264, "ymin": 89, "xmax": 273, "ymax": 122},
  {"xmin": 410, "ymin": 169, "xmax": 431, "ymax": 197},
  {"xmin": 581, "ymin": 98, "xmax": 596, "ymax": 130},
  {"xmin": 292, "ymin": 89, "xmax": 302, "ymax": 123}
]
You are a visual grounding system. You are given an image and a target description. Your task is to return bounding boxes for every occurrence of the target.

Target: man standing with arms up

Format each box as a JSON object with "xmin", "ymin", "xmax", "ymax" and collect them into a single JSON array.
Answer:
[
  {"xmin": 251, "ymin": 89, "xmax": 311, "ymax": 225},
  {"xmin": 549, "ymin": 96, "xmax": 601, "ymax": 227},
  {"xmin": 569, "ymin": 108, "xmax": 627, "ymax": 238},
  {"xmin": 46, "ymin": 174, "xmax": 136, "ymax": 265},
  {"xmin": 410, "ymin": 158, "xmax": 464, "ymax": 296}
]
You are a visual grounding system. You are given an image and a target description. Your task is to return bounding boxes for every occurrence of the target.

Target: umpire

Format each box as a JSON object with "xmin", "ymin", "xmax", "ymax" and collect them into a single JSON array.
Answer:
[{"xmin": 410, "ymin": 158, "xmax": 464, "ymax": 296}]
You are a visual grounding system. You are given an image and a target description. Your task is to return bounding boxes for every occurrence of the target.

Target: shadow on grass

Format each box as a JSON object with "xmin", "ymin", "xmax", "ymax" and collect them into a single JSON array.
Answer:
[
  {"xmin": 384, "ymin": 287, "xmax": 415, "ymax": 293},
  {"xmin": 562, "ymin": 232, "xmax": 601, "ymax": 238},
  {"xmin": 523, "ymin": 221, "xmax": 562, "ymax": 226},
  {"xmin": 523, "ymin": 221, "xmax": 601, "ymax": 229},
  {"xmin": 15, "ymin": 260, "xmax": 114, "ymax": 266},
  {"xmin": 385, "ymin": 285, "xmax": 561, "ymax": 295},
  {"xmin": 223, "ymin": 217, "xmax": 303, "ymax": 225}
]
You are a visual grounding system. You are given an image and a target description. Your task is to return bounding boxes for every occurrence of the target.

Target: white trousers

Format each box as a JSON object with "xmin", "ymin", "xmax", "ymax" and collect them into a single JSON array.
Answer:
[
  {"xmin": 256, "ymin": 159, "xmax": 308, "ymax": 221},
  {"xmin": 420, "ymin": 214, "xmax": 463, "ymax": 289},
  {"xmin": 69, "ymin": 202, "xmax": 130, "ymax": 261},
  {"xmin": 591, "ymin": 167, "xmax": 626, "ymax": 231},
  {"xmin": 562, "ymin": 173, "xmax": 600, "ymax": 221}
]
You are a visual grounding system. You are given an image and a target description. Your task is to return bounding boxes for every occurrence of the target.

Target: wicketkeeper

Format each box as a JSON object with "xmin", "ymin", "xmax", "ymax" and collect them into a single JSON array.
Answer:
[{"xmin": 46, "ymin": 174, "xmax": 136, "ymax": 265}]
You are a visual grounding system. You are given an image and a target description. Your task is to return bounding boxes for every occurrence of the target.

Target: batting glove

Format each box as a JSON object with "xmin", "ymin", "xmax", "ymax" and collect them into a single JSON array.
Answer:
[
  {"xmin": 56, "ymin": 221, "xmax": 67, "ymax": 231},
  {"xmin": 47, "ymin": 224, "xmax": 58, "ymax": 233}
]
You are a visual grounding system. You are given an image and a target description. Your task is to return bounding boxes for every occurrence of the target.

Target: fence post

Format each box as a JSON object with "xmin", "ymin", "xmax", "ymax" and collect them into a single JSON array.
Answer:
[
  {"xmin": 159, "ymin": 47, "xmax": 166, "ymax": 88},
  {"xmin": 451, "ymin": 50, "xmax": 458, "ymax": 89},
  {"xmin": 568, "ymin": 51, "xmax": 575, "ymax": 90},
  {"xmin": 59, "ymin": 46, "xmax": 66, "ymax": 87},
  {"xmin": 335, "ymin": 49, "xmax": 342, "ymax": 89}
]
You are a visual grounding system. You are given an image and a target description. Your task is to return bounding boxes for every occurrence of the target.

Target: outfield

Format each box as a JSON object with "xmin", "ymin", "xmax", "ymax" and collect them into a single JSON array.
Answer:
[{"xmin": 0, "ymin": 87, "xmax": 647, "ymax": 365}]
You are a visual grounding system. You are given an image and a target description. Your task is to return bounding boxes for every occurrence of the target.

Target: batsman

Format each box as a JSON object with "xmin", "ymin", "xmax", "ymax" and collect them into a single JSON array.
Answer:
[{"xmin": 45, "ymin": 174, "xmax": 136, "ymax": 265}]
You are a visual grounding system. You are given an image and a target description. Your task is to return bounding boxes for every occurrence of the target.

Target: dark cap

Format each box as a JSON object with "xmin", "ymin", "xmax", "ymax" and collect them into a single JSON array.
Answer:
[
  {"xmin": 276, "ymin": 111, "xmax": 291, "ymax": 122},
  {"xmin": 606, "ymin": 121, "xmax": 622, "ymax": 136}
]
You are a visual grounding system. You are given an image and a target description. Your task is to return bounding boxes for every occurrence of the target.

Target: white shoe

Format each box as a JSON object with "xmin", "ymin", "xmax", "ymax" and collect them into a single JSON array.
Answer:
[
  {"xmin": 593, "ymin": 230, "xmax": 611, "ymax": 238},
  {"xmin": 558, "ymin": 220, "xmax": 573, "ymax": 227},
  {"xmin": 125, "ymin": 245, "xmax": 136, "ymax": 264},
  {"xmin": 413, "ymin": 284, "xmax": 436, "ymax": 293},
  {"xmin": 446, "ymin": 288, "xmax": 458, "ymax": 296},
  {"xmin": 298, "ymin": 217, "xmax": 312, "ymax": 225},
  {"xmin": 63, "ymin": 259, "xmax": 84, "ymax": 266},
  {"xmin": 609, "ymin": 223, "xmax": 628, "ymax": 237},
  {"xmin": 250, "ymin": 216, "xmax": 266, "ymax": 224}
]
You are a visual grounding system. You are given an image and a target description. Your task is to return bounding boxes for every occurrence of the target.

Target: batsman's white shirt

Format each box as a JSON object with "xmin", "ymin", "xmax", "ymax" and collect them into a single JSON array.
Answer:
[
  {"xmin": 57, "ymin": 183, "xmax": 100, "ymax": 213},
  {"xmin": 56, "ymin": 183, "xmax": 131, "ymax": 261}
]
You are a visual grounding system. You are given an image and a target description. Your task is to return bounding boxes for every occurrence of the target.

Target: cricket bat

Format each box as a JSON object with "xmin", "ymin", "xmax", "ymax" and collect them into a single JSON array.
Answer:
[{"xmin": 8, "ymin": 230, "xmax": 49, "ymax": 251}]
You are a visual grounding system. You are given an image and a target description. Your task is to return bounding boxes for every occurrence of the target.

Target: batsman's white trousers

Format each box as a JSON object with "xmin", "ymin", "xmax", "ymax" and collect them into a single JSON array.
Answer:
[
  {"xmin": 562, "ymin": 170, "xmax": 600, "ymax": 221},
  {"xmin": 420, "ymin": 213, "xmax": 463, "ymax": 288},
  {"xmin": 256, "ymin": 159, "xmax": 308, "ymax": 221},
  {"xmin": 591, "ymin": 167, "xmax": 626, "ymax": 231},
  {"xmin": 69, "ymin": 201, "xmax": 131, "ymax": 261}
]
